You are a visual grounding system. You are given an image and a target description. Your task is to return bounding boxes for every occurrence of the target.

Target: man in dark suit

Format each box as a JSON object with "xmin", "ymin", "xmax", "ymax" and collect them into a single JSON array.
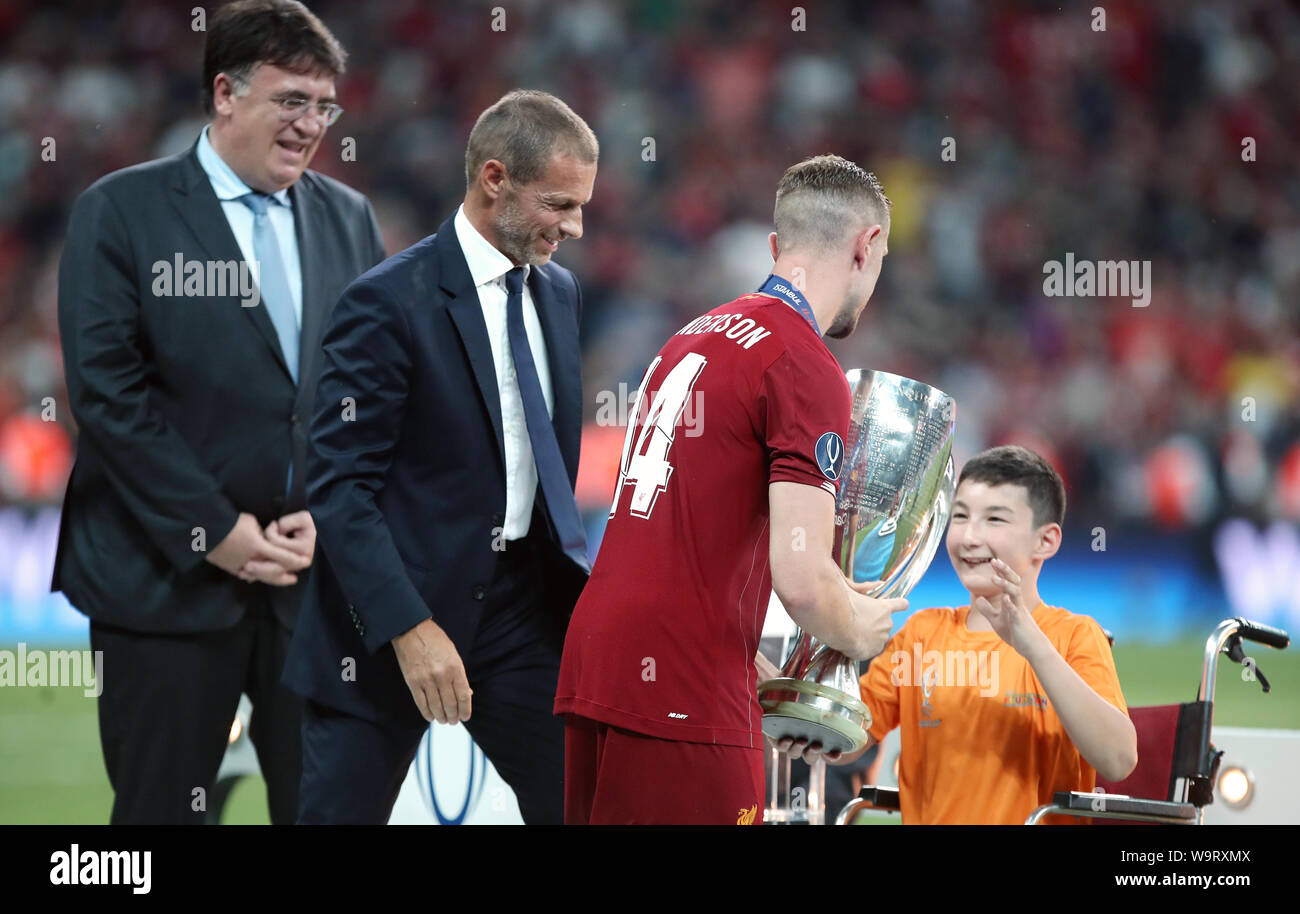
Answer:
[
  {"xmin": 284, "ymin": 90, "xmax": 597, "ymax": 824},
  {"xmin": 53, "ymin": 0, "xmax": 385, "ymax": 824}
]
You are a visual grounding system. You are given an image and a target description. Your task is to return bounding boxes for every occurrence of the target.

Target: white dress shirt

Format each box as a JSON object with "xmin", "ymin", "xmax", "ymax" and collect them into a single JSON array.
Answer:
[
  {"xmin": 195, "ymin": 125, "xmax": 303, "ymax": 328},
  {"xmin": 453, "ymin": 205, "xmax": 554, "ymax": 540}
]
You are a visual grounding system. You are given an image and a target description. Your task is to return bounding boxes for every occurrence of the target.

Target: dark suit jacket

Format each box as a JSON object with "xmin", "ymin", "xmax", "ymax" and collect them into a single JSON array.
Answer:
[
  {"xmin": 53, "ymin": 140, "xmax": 386, "ymax": 634},
  {"xmin": 282, "ymin": 214, "xmax": 588, "ymax": 724}
]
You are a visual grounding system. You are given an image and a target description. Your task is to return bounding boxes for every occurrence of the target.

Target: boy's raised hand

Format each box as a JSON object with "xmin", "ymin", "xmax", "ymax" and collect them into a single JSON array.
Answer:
[{"xmin": 973, "ymin": 558, "xmax": 1042, "ymax": 656}]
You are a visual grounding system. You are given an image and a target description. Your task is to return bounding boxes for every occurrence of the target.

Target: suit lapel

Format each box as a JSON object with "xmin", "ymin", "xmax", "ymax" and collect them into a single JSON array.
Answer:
[
  {"xmin": 168, "ymin": 143, "xmax": 295, "ymax": 384},
  {"xmin": 438, "ymin": 217, "xmax": 506, "ymax": 469}
]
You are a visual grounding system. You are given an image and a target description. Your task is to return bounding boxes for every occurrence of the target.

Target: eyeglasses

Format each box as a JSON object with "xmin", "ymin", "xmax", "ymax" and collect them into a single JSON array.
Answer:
[
  {"xmin": 227, "ymin": 74, "xmax": 343, "ymax": 126},
  {"xmin": 268, "ymin": 93, "xmax": 343, "ymax": 127}
]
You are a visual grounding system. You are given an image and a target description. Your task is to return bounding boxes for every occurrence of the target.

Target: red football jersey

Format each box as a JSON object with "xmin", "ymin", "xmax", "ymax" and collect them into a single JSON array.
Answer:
[{"xmin": 554, "ymin": 291, "xmax": 852, "ymax": 748}]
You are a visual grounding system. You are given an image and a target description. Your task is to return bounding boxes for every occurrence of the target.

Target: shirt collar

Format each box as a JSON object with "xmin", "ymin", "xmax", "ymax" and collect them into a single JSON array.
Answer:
[
  {"xmin": 196, "ymin": 125, "xmax": 292, "ymax": 208},
  {"xmin": 453, "ymin": 204, "xmax": 530, "ymax": 289}
]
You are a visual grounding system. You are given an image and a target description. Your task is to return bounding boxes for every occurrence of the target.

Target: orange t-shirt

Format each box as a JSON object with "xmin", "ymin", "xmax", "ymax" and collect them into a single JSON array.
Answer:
[{"xmin": 858, "ymin": 602, "xmax": 1128, "ymax": 825}]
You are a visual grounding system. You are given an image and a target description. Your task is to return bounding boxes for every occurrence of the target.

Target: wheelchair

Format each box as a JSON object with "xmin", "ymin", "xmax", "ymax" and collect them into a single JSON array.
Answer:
[{"xmin": 834, "ymin": 617, "xmax": 1290, "ymax": 825}]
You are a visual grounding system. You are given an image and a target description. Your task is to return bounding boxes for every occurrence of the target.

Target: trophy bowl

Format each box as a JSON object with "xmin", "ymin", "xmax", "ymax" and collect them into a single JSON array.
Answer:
[{"xmin": 758, "ymin": 369, "xmax": 956, "ymax": 754}]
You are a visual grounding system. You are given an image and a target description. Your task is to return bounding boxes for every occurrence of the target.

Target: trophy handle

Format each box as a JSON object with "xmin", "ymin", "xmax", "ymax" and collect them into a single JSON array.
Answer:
[{"xmin": 896, "ymin": 454, "xmax": 956, "ymax": 597}]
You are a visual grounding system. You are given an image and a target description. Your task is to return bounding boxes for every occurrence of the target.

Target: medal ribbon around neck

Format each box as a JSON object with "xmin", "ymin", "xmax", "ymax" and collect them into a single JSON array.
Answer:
[{"xmin": 757, "ymin": 274, "xmax": 819, "ymax": 335}]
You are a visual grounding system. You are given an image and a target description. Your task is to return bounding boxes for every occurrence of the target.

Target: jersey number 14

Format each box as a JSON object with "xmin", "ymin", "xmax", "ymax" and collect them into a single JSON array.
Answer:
[{"xmin": 610, "ymin": 352, "xmax": 707, "ymax": 519}]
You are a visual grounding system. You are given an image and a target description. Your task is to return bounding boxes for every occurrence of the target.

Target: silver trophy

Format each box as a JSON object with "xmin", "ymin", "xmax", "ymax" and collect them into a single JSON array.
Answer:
[{"xmin": 758, "ymin": 369, "xmax": 956, "ymax": 754}]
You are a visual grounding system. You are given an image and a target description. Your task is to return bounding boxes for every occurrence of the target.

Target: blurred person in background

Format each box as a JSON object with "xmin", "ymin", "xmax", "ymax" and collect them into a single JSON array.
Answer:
[
  {"xmin": 52, "ymin": 0, "xmax": 385, "ymax": 824},
  {"xmin": 284, "ymin": 90, "xmax": 596, "ymax": 824},
  {"xmin": 5, "ymin": 1, "xmax": 1293, "ymax": 541}
]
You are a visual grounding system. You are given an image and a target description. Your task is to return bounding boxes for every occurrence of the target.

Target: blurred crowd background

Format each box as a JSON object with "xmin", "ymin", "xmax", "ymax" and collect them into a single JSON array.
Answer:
[
  {"xmin": 0, "ymin": 0, "xmax": 1297, "ymax": 540},
  {"xmin": 3, "ymin": 2, "xmax": 1296, "ymax": 827}
]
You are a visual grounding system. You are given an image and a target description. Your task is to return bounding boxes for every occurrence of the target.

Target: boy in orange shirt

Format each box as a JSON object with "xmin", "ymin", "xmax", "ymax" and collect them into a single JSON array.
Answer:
[{"xmin": 780, "ymin": 445, "xmax": 1137, "ymax": 824}]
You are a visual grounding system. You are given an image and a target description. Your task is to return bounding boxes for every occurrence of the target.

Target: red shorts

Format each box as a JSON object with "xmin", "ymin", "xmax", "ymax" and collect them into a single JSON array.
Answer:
[{"xmin": 564, "ymin": 716, "xmax": 765, "ymax": 825}]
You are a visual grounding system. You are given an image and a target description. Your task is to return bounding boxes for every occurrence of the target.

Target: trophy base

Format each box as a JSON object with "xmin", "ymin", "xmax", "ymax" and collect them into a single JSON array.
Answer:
[{"xmin": 757, "ymin": 678, "xmax": 873, "ymax": 755}]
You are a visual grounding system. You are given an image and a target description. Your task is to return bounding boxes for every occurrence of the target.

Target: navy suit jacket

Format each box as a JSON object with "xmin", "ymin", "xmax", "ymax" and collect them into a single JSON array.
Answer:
[{"xmin": 283, "ymin": 214, "xmax": 588, "ymax": 723}]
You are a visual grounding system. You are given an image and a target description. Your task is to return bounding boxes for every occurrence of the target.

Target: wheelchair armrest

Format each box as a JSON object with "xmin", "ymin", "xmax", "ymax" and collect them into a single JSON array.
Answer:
[
  {"xmin": 1025, "ymin": 791, "xmax": 1198, "ymax": 824},
  {"xmin": 834, "ymin": 786, "xmax": 900, "ymax": 824},
  {"xmin": 861, "ymin": 786, "xmax": 899, "ymax": 810}
]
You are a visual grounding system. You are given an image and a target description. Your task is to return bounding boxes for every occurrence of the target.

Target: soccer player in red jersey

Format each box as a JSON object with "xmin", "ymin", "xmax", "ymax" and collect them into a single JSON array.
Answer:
[{"xmin": 555, "ymin": 155, "xmax": 907, "ymax": 824}]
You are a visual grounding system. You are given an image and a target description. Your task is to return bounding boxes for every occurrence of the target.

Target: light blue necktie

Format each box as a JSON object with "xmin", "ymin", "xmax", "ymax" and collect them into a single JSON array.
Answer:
[
  {"xmin": 238, "ymin": 192, "xmax": 299, "ymax": 384},
  {"xmin": 505, "ymin": 267, "xmax": 591, "ymax": 572}
]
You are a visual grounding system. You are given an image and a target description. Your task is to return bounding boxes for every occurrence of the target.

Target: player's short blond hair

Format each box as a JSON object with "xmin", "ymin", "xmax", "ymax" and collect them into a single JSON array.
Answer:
[{"xmin": 773, "ymin": 155, "xmax": 891, "ymax": 251}]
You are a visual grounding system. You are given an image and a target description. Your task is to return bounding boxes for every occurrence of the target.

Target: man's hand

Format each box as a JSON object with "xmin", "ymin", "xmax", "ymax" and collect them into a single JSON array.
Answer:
[
  {"xmin": 267, "ymin": 510, "xmax": 316, "ymax": 562},
  {"xmin": 845, "ymin": 578, "xmax": 908, "ymax": 661},
  {"xmin": 775, "ymin": 736, "xmax": 843, "ymax": 765},
  {"xmin": 391, "ymin": 618, "xmax": 473, "ymax": 725},
  {"xmin": 238, "ymin": 511, "xmax": 317, "ymax": 585},
  {"xmin": 973, "ymin": 557, "xmax": 1043, "ymax": 657},
  {"xmin": 206, "ymin": 512, "xmax": 310, "ymax": 585},
  {"xmin": 848, "ymin": 578, "xmax": 885, "ymax": 597}
]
